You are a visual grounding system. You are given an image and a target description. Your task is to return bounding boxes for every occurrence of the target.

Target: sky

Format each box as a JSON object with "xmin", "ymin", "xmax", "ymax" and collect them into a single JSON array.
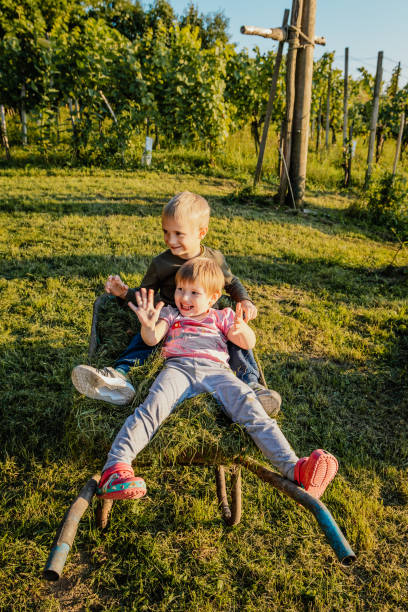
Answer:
[{"xmin": 164, "ymin": 0, "xmax": 408, "ymax": 85}]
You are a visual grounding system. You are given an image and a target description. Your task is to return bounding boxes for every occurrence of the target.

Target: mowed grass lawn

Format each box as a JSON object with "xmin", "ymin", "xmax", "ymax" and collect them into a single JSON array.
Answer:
[{"xmin": 1, "ymin": 167, "xmax": 407, "ymax": 611}]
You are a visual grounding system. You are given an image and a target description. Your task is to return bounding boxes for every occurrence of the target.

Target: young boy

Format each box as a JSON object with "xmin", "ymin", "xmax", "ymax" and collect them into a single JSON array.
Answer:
[
  {"xmin": 96, "ymin": 258, "xmax": 338, "ymax": 501},
  {"xmin": 72, "ymin": 191, "xmax": 281, "ymax": 415}
]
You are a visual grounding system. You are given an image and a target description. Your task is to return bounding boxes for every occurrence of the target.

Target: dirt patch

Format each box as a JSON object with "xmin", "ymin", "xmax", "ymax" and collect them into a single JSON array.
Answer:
[{"xmin": 45, "ymin": 551, "xmax": 114, "ymax": 611}]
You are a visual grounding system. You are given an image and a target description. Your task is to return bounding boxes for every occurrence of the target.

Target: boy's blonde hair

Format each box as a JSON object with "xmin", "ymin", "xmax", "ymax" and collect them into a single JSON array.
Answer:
[
  {"xmin": 175, "ymin": 258, "xmax": 224, "ymax": 296},
  {"xmin": 162, "ymin": 191, "xmax": 210, "ymax": 229}
]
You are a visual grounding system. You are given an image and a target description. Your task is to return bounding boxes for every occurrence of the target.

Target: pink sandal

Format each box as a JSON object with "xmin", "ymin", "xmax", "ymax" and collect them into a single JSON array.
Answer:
[
  {"xmin": 97, "ymin": 463, "xmax": 147, "ymax": 500},
  {"xmin": 294, "ymin": 449, "xmax": 338, "ymax": 499}
]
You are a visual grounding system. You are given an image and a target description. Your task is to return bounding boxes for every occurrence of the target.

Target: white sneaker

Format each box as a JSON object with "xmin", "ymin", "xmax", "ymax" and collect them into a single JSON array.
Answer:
[
  {"xmin": 71, "ymin": 365, "xmax": 135, "ymax": 405},
  {"xmin": 248, "ymin": 382, "xmax": 282, "ymax": 417}
]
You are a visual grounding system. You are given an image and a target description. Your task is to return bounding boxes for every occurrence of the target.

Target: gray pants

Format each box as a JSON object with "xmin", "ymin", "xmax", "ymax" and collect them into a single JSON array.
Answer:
[{"xmin": 104, "ymin": 358, "xmax": 298, "ymax": 479}]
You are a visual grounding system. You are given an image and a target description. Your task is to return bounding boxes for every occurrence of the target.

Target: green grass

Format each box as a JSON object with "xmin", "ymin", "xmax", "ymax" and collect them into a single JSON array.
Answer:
[{"xmin": 1, "ymin": 160, "xmax": 407, "ymax": 610}]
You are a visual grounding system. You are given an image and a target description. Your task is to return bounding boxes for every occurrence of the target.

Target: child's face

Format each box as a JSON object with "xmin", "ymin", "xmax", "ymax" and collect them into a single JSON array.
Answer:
[
  {"xmin": 175, "ymin": 281, "xmax": 220, "ymax": 319},
  {"xmin": 162, "ymin": 216, "xmax": 207, "ymax": 260}
]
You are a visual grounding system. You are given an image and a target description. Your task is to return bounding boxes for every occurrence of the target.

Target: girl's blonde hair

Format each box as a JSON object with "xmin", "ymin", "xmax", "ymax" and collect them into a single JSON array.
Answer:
[
  {"xmin": 162, "ymin": 191, "xmax": 210, "ymax": 229},
  {"xmin": 175, "ymin": 258, "xmax": 224, "ymax": 295}
]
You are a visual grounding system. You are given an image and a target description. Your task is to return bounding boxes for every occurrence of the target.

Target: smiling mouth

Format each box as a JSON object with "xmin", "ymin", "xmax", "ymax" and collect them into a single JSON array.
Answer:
[{"xmin": 180, "ymin": 304, "xmax": 193, "ymax": 311}]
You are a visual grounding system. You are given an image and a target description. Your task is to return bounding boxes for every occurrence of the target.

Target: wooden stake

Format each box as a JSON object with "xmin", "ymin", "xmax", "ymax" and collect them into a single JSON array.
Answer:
[
  {"xmin": 315, "ymin": 96, "xmax": 322, "ymax": 152},
  {"xmin": 277, "ymin": 118, "xmax": 285, "ymax": 176},
  {"xmin": 325, "ymin": 64, "xmax": 331, "ymax": 150},
  {"xmin": 0, "ymin": 104, "xmax": 11, "ymax": 160},
  {"xmin": 392, "ymin": 111, "xmax": 405, "ymax": 180},
  {"xmin": 364, "ymin": 50, "xmax": 383, "ymax": 188},
  {"xmin": 56, "ymin": 105, "xmax": 60, "ymax": 144},
  {"xmin": 342, "ymin": 47, "xmax": 349, "ymax": 178},
  {"xmin": 67, "ymin": 98, "xmax": 77, "ymax": 136},
  {"xmin": 344, "ymin": 122, "xmax": 353, "ymax": 187},
  {"xmin": 99, "ymin": 90, "xmax": 118, "ymax": 124},
  {"xmin": 278, "ymin": 0, "xmax": 304, "ymax": 205},
  {"xmin": 343, "ymin": 48, "xmax": 349, "ymax": 144},
  {"xmin": 253, "ymin": 8, "xmax": 289, "ymax": 187},
  {"xmin": 289, "ymin": 0, "xmax": 317, "ymax": 208},
  {"xmin": 21, "ymin": 83, "xmax": 28, "ymax": 147}
]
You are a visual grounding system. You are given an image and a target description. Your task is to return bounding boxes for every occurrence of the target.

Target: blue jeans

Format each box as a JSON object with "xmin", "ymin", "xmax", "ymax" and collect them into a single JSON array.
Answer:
[{"xmin": 115, "ymin": 334, "xmax": 260, "ymax": 384}]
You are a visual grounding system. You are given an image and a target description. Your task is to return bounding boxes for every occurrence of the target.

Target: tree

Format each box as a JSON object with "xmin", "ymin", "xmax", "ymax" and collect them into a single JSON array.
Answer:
[
  {"xmin": 87, "ymin": 0, "xmax": 146, "ymax": 41},
  {"xmin": 179, "ymin": 3, "xmax": 229, "ymax": 48}
]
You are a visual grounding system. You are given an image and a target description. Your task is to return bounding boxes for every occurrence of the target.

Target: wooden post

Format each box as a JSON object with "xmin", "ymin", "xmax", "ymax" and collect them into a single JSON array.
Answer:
[
  {"xmin": 342, "ymin": 48, "xmax": 349, "ymax": 145},
  {"xmin": 277, "ymin": 118, "xmax": 285, "ymax": 176},
  {"xmin": 325, "ymin": 63, "xmax": 331, "ymax": 150},
  {"xmin": 241, "ymin": 6, "xmax": 325, "ymax": 200},
  {"xmin": 364, "ymin": 50, "xmax": 383, "ymax": 189},
  {"xmin": 56, "ymin": 105, "xmax": 60, "ymax": 144},
  {"xmin": 315, "ymin": 96, "xmax": 322, "ymax": 152},
  {"xmin": 344, "ymin": 122, "xmax": 353, "ymax": 187},
  {"xmin": 278, "ymin": 0, "xmax": 304, "ymax": 205},
  {"xmin": 21, "ymin": 83, "xmax": 28, "ymax": 146},
  {"xmin": 289, "ymin": 0, "xmax": 317, "ymax": 208},
  {"xmin": 392, "ymin": 111, "xmax": 405, "ymax": 180},
  {"xmin": 0, "ymin": 104, "xmax": 11, "ymax": 160},
  {"xmin": 342, "ymin": 47, "xmax": 349, "ymax": 178},
  {"xmin": 347, "ymin": 123, "xmax": 353, "ymax": 186},
  {"xmin": 99, "ymin": 90, "xmax": 118, "ymax": 124},
  {"xmin": 253, "ymin": 8, "xmax": 289, "ymax": 187},
  {"xmin": 68, "ymin": 98, "xmax": 77, "ymax": 134}
]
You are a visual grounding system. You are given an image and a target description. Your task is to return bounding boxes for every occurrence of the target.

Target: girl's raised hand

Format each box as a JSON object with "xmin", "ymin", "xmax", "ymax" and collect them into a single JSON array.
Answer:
[{"xmin": 128, "ymin": 288, "xmax": 164, "ymax": 330}]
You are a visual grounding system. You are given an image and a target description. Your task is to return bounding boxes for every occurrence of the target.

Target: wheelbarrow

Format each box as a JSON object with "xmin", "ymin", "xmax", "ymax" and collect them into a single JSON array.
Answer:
[{"xmin": 44, "ymin": 295, "xmax": 356, "ymax": 581}]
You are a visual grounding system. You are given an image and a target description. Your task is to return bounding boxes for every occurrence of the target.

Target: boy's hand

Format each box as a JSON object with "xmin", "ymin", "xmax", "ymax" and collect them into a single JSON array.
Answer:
[
  {"xmin": 239, "ymin": 299, "xmax": 257, "ymax": 321},
  {"xmin": 128, "ymin": 288, "xmax": 164, "ymax": 330},
  {"xmin": 227, "ymin": 302, "xmax": 256, "ymax": 350},
  {"xmin": 105, "ymin": 275, "xmax": 129, "ymax": 299}
]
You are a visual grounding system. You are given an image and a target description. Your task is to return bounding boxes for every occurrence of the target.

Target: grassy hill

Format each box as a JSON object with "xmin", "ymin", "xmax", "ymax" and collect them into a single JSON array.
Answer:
[{"xmin": 0, "ymin": 163, "xmax": 407, "ymax": 610}]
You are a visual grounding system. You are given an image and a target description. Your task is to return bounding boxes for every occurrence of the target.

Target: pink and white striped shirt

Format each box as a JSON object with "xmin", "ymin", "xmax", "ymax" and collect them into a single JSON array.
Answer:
[{"xmin": 159, "ymin": 305, "xmax": 235, "ymax": 366}]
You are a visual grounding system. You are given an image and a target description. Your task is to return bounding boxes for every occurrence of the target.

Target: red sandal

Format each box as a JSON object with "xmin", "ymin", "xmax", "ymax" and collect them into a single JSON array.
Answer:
[{"xmin": 294, "ymin": 449, "xmax": 338, "ymax": 499}]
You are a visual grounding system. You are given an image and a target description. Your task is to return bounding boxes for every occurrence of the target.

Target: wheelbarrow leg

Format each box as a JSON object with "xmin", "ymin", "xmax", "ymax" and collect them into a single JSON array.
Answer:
[
  {"xmin": 96, "ymin": 498, "xmax": 114, "ymax": 529},
  {"xmin": 215, "ymin": 465, "xmax": 242, "ymax": 526}
]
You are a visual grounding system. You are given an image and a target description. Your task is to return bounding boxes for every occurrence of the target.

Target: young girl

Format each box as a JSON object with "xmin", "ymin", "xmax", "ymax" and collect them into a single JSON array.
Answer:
[{"xmin": 97, "ymin": 258, "xmax": 338, "ymax": 501}]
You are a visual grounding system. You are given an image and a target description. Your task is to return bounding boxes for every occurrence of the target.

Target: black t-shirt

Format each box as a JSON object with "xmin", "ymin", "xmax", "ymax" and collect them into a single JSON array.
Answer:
[{"xmin": 120, "ymin": 246, "xmax": 250, "ymax": 308}]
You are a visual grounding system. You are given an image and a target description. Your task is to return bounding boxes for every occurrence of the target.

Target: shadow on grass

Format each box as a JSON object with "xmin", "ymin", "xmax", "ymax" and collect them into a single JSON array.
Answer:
[
  {"xmin": 209, "ymin": 194, "xmax": 399, "ymax": 246},
  {"xmin": 0, "ymin": 194, "xmax": 164, "ymax": 217},
  {"xmin": 0, "ymin": 183, "xmax": 399, "ymax": 246},
  {"xmin": 0, "ymin": 338, "xmax": 83, "ymax": 460},
  {"xmin": 2, "ymin": 252, "xmax": 406, "ymax": 305},
  {"xmin": 1, "ymin": 253, "xmax": 154, "ymax": 282},
  {"xmin": 261, "ymin": 351, "xmax": 407, "ymax": 471}
]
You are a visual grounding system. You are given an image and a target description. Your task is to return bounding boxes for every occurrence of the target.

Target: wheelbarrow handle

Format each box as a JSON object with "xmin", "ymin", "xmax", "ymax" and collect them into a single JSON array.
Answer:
[{"xmin": 43, "ymin": 474, "xmax": 100, "ymax": 581}]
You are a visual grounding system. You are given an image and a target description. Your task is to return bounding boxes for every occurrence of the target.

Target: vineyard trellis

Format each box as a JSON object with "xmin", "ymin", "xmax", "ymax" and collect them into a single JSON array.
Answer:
[{"xmin": 0, "ymin": 0, "xmax": 407, "ymax": 202}]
